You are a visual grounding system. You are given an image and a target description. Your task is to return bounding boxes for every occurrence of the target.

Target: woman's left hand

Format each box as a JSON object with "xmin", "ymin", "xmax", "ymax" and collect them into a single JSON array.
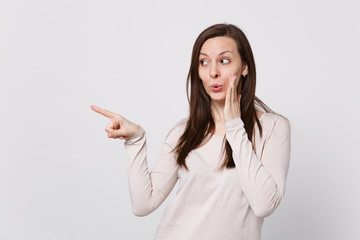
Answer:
[{"xmin": 224, "ymin": 72, "xmax": 241, "ymax": 122}]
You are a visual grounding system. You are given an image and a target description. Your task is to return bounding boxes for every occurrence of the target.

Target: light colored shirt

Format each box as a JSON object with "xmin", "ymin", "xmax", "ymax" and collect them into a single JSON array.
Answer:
[{"xmin": 124, "ymin": 112, "xmax": 291, "ymax": 240}]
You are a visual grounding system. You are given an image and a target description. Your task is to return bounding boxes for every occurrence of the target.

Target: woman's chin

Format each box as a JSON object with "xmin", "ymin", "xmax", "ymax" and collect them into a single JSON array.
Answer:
[{"xmin": 210, "ymin": 96, "xmax": 226, "ymax": 103}]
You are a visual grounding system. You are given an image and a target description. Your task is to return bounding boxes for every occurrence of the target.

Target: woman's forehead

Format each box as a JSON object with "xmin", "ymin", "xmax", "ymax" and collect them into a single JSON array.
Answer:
[{"xmin": 200, "ymin": 36, "xmax": 237, "ymax": 55}]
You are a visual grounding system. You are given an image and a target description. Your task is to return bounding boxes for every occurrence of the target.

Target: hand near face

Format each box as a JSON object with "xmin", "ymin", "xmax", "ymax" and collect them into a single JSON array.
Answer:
[
  {"xmin": 224, "ymin": 72, "xmax": 241, "ymax": 122},
  {"xmin": 91, "ymin": 105, "xmax": 141, "ymax": 140}
]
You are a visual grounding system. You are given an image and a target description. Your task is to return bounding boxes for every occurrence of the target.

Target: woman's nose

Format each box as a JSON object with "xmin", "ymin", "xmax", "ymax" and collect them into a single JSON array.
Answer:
[{"xmin": 210, "ymin": 64, "xmax": 220, "ymax": 78}]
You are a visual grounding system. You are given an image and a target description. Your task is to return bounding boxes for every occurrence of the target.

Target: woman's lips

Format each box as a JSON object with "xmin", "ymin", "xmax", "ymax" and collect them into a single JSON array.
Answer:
[{"xmin": 211, "ymin": 84, "xmax": 223, "ymax": 92}]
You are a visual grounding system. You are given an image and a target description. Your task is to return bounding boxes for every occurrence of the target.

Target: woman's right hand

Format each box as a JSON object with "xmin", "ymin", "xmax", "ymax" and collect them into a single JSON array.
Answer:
[{"xmin": 91, "ymin": 105, "xmax": 141, "ymax": 140}]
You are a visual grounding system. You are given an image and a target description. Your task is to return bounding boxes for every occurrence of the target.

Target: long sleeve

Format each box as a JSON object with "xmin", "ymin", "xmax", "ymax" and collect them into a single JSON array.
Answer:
[
  {"xmin": 225, "ymin": 116, "xmax": 291, "ymax": 218},
  {"xmin": 123, "ymin": 124, "xmax": 182, "ymax": 217}
]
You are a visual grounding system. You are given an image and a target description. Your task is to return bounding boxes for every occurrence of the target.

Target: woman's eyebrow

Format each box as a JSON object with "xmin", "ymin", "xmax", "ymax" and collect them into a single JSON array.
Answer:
[{"xmin": 199, "ymin": 51, "xmax": 233, "ymax": 56}]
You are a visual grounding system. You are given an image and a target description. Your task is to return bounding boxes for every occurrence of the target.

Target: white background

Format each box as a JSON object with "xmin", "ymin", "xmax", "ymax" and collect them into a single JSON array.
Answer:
[{"xmin": 1, "ymin": 0, "xmax": 359, "ymax": 239}]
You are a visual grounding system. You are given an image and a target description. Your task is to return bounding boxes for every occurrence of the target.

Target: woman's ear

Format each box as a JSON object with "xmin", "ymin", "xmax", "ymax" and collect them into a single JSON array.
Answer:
[{"xmin": 242, "ymin": 63, "xmax": 248, "ymax": 76}]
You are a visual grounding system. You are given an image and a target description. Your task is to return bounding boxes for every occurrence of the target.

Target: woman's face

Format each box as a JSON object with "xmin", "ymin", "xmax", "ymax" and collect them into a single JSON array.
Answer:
[{"xmin": 198, "ymin": 36, "xmax": 248, "ymax": 103}]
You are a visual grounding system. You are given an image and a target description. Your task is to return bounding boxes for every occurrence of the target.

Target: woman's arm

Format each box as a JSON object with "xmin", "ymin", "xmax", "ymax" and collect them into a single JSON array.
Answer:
[
  {"xmin": 90, "ymin": 105, "xmax": 180, "ymax": 217},
  {"xmin": 225, "ymin": 116, "xmax": 291, "ymax": 218},
  {"xmin": 123, "ymin": 124, "xmax": 181, "ymax": 217}
]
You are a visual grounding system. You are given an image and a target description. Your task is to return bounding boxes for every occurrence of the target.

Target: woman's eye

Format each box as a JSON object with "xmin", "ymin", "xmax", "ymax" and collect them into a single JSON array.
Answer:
[
  {"xmin": 200, "ymin": 60, "xmax": 208, "ymax": 66},
  {"xmin": 221, "ymin": 59, "xmax": 230, "ymax": 64}
]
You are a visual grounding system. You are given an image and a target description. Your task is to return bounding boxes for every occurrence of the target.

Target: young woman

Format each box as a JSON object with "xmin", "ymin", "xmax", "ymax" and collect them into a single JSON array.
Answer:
[{"xmin": 91, "ymin": 23, "xmax": 291, "ymax": 240}]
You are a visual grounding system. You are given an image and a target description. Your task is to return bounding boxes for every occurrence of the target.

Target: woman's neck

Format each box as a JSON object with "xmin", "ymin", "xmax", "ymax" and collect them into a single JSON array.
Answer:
[{"xmin": 211, "ymin": 100, "xmax": 225, "ymax": 122}]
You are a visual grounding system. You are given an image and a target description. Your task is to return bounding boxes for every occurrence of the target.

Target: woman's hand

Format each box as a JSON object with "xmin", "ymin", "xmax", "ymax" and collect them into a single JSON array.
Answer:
[
  {"xmin": 224, "ymin": 72, "xmax": 242, "ymax": 122},
  {"xmin": 91, "ymin": 105, "xmax": 141, "ymax": 140}
]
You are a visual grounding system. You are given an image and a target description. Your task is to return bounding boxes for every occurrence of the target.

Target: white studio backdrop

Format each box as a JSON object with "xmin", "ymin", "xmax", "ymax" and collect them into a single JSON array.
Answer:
[{"xmin": 1, "ymin": 0, "xmax": 359, "ymax": 239}]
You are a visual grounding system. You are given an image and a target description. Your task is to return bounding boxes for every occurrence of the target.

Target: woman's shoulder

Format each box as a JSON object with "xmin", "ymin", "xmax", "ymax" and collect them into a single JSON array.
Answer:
[
  {"xmin": 171, "ymin": 117, "xmax": 188, "ymax": 132},
  {"xmin": 164, "ymin": 117, "xmax": 188, "ymax": 143},
  {"xmin": 258, "ymin": 111, "xmax": 291, "ymax": 134},
  {"xmin": 260, "ymin": 111, "xmax": 288, "ymax": 122}
]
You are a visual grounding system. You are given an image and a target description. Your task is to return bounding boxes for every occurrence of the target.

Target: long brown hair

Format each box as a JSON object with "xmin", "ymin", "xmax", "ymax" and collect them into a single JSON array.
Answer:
[{"xmin": 174, "ymin": 23, "xmax": 273, "ymax": 170}]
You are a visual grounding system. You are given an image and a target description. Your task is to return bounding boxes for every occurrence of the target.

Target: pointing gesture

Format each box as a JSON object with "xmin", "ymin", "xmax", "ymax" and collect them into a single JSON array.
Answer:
[{"xmin": 91, "ymin": 105, "xmax": 141, "ymax": 140}]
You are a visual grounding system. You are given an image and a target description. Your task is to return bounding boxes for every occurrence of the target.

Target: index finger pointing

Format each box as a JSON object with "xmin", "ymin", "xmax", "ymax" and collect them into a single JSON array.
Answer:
[{"xmin": 91, "ymin": 105, "xmax": 117, "ymax": 119}]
